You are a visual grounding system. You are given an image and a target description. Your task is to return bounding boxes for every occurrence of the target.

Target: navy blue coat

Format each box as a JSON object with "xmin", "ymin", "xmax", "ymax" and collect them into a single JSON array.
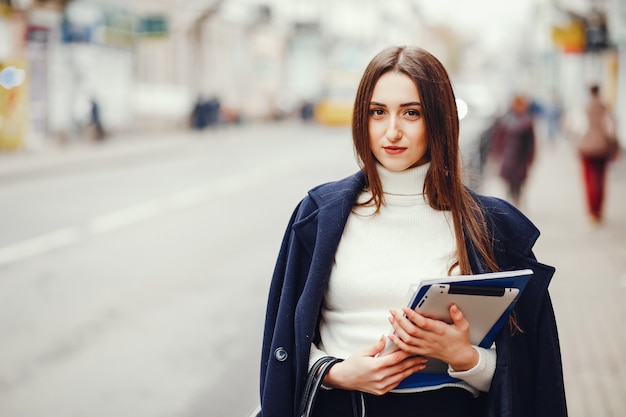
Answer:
[{"xmin": 260, "ymin": 171, "xmax": 567, "ymax": 417}]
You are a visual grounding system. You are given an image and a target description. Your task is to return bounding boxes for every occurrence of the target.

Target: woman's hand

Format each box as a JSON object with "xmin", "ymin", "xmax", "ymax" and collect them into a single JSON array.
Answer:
[
  {"xmin": 387, "ymin": 304, "xmax": 479, "ymax": 372},
  {"xmin": 323, "ymin": 335, "xmax": 427, "ymax": 395}
]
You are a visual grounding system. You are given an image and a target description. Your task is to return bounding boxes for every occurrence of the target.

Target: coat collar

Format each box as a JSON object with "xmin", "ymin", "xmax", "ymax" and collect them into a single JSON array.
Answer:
[
  {"xmin": 301, "ymin": 172, "xmax": 540, "ymax": 258},
  {"xmin": 292, "ymin": 171, "xmax": 366, "ymax": 259},
  {"xmin": 307, "ymin": 171, "xmax": 366, "ymax": 210},
  {"xmin": 294, "ymin": 171, "xmax": 542, "ymax": 276}
]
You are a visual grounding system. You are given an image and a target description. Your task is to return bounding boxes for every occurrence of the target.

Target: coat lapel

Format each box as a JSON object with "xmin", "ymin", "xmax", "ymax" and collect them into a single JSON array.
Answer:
[{"xmin": 293, "ymin": 172, "xmax": 365, "ymax": 276}]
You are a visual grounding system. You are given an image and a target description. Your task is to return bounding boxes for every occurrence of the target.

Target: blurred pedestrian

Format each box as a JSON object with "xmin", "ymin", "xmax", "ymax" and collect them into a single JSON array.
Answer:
[
  {"xmin": 190, "ymin": 95, "xmax": 208, "ymax": 130},
  {"xmin": 89, "ymin": 98, "xmax": 105, "ymax": 140},
  {"xmin": 259, "ymin": 46, "xmax": 567, "ymax": 417},
  {"xmin": 191, "ymin": 96, "xmax": 221, "ymax": 130},
  {"xmin": 545, "ymin": 95, "xmax": 563, "ymax": 143},
  {"xmin": 490, "ymin": 95, "xmax": 536, "ymax": 206},
  {"xmin": 575, "ymin": 84, "xmax": 620, "ymax": 224},
  {"xmin": 300, "ymin": 100, "xmax": 315, "ymax": 121},
  {"xmin": 206, "ymin": 96, "xmax": 221, "ymax": 127}
]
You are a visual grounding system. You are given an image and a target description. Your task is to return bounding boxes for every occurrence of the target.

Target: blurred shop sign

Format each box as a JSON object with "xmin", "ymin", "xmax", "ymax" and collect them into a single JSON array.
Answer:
[
  {"xmin": 137, "ymin": 15, "xmax": 168, "ymax": 38},
  {"xmin": 0, "ymin": 61, "xmax": 27, "ymax": 150},
  {"xmin": 551, "ymin": 20, "xmax": 586, "ymax": 53},
  {"xmin": 101, "ymin": 11, "xmax": 136, "ymax": 47},
  {"xmin": 584, "ymin": 10, "xmax": 610, "ymax": 51},
  {"xmin": 63, "ymin": 1, "xmax": 137, "ymax": 47},
  {"xmin": 552, "ymin": 10, "xmax": 614, "ymax": 53},
  {"xmin": 585, "ymin": 24, "xmax": 609, "ymax": 50},
  {"xmin": 0, "ymin": 65, "xmax": 25, "ymax": 89},
  {"xmin": 27, "ymin": 25, "xmax": 49, "ymax": 43}
]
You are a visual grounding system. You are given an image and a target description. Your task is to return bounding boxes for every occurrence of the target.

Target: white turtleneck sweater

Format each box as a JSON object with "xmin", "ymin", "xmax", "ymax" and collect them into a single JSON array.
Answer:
[{"xmin": 309, "ymin": 163, "xmax": 496, "ymax": 394}]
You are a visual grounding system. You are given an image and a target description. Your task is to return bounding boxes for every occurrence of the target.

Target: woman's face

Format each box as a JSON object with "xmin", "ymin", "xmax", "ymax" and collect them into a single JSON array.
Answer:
[{"xmin": 368, "ymin": 71, "xmax": 428, "ymax": 172}]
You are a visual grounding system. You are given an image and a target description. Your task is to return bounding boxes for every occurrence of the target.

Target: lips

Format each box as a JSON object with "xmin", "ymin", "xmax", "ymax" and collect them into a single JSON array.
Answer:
[{"xmin": 383, "ymin": 146, "xmax": 406, "ymax": 155}]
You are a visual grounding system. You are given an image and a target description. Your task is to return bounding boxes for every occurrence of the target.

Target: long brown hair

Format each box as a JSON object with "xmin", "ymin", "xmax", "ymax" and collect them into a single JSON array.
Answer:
[{"xmin": 352, "ymin": 46, "xmax": 498, "ymax": 275}]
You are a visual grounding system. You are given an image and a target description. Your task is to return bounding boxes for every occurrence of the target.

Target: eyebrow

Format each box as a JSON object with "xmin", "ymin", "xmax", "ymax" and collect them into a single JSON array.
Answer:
[{"xmin": 370, "ymin": 101, "xmax": 421, "ymax": 107}]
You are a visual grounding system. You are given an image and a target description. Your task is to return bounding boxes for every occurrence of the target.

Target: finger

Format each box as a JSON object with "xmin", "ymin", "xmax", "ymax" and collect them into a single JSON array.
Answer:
[
  {"xmin": 449, "ymin": 304, "xmax": 466, "ymax": 326},
  {"xmin": 388, "ymin": 333, "xmax": 408, "ymax": 350},
  {"xmin": 384, "ymin": 350, "xmax": 428, "ymax": 367},
  {"xmin": 388, "ymin": 333, "xmax": 424, "ymax": 354},
  {"xmin": 401, "ymin": 307, "xmax": 427, "ymax": 327},
  {"xmin": 363, "ymin": 357, "xmax": 427, "ymax": 395},
  {"xmin": 389, "ymin": 315, "xmax": 417, "ymax": 343},
  {"xmin": 386, "ymin": 361, "xmax": 429, "ymax": 392},
  {"xmin": 392, "ymin": 309, "xmax": 425, "ymax": 337},
  {"xmin": 368, "ymin": 334, "xmax": 388, "ymax": 356},
  {"xmin": 403, "ymin": 307, "xmax": 446, "ymax": 335}
]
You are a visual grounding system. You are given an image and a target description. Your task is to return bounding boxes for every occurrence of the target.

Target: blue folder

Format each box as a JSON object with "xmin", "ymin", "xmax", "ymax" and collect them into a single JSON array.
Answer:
[{"xmin": 393, "ymin": 269, "xmax": 533, "ymax": 390}]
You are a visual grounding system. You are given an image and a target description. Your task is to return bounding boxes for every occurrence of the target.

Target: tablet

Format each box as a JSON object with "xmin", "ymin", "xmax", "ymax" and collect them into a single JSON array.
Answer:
[
  {"xmin": 380, "ymin": 284, "xmax": 519, "ymax": 373},
  {"xmin": 415, "ymin": 284, "xmax": 519, "ymax": 345}
]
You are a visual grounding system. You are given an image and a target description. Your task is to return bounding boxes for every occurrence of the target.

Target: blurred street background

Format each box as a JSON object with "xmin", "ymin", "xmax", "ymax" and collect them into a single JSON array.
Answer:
[{"xmin": 0, "ymin": 0, "xmax": 625, "ymax": 416}]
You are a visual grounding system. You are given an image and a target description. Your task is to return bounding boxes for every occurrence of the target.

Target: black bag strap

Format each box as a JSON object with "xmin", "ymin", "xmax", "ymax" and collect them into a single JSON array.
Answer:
[
  {"xmin": 299, "ymin": 356, "xmax": 330, "ymax": 410},
  {"xmin": 298, "ymin": 356, "xmax": 344, "ymax": 417}
]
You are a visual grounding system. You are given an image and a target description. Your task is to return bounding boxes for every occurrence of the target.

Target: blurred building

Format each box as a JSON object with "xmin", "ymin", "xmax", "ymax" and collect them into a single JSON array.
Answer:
[
  {"xmin": 1, "ymin": 0, "xmax": 136, "ymax": 148},
  {"xmin": 549, "ymin": 0, "xmax": 624, "ymax": 144},
  {"xmin": 0, "ymin": 0, "xmax": 624, "ymax": 149},
  {"xmin": 0, "ymin": 0, "xmax": 43, "ymax": 150}
]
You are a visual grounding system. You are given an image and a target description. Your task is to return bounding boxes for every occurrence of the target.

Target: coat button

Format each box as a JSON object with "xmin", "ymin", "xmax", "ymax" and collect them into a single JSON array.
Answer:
[{"xmin": 274, "ymin": 347, "xmax": 288, "ymax": 362}]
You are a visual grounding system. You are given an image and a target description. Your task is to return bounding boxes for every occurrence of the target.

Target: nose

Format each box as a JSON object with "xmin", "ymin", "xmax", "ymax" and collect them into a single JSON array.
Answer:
[{"xmin": 385, "ymin": 117, "xmax": 402, "ymax": 141}]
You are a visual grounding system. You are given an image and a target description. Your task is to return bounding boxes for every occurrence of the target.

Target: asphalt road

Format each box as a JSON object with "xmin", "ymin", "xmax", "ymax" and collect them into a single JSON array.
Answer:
[{"xmin": 0, "ymin": 122, "xmax": 356, "ymax": 417}]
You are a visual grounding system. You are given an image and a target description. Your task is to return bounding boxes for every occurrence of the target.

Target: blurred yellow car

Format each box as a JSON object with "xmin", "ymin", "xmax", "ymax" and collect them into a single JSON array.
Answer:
[
  {"xmin": 314, "ymin": 88, "xmax": 355, "ymax": 126},
  {"xmin": 314, "ymin": 70, "xmax": 360, "ymax": 126}
]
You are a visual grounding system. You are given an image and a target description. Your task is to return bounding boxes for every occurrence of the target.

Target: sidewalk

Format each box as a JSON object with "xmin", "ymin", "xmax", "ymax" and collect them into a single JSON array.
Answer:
[
  {"xmin": 0, "ymin": 130, "xmax": 196, "ymax": 181},
  {"xmin": 482, "ymin": 139, "xmax": 626, "ymax": 417},
  {"xmin": 0, "ymin": 121, "xmax": 314, "ymax": 181}
]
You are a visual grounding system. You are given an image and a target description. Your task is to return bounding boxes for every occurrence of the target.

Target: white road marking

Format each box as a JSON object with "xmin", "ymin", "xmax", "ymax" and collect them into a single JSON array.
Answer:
[
  {"xmin": 0, "ymin": 159, "xmax": 308, "ymax": 266},
  {"xmin": 168, "ymin": 185, "xmax": 212, "ymax": 209},
  {"xmin": 89, "ymin": 200, "xmax": 166, "ymax": 234},
  {"xmin": 0, "ymin": 228, "xmax": 81, "ymax": 266}
]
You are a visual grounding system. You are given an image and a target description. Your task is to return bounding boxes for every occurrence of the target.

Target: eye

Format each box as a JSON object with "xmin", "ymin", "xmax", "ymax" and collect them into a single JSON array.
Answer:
[
  {"xmin": 404, "ymin": 109, "xmax": 421, "ymax": 118},
  {"xmin": 369, "ymin": 108, "xmax": 386, "ymax": 118}
]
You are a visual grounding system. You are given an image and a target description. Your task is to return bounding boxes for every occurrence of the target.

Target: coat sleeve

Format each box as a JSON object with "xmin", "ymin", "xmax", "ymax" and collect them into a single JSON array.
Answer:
[
  {"xmin": 259, "ymin": 196, "xmax": 320, "ymax": 417},
  {"xmin": 259, "ymin": 201, "xmax": 303, "ymax": 416},
  {"xmin": 511, "ymin": 258, "xmax": 567, "ymax": 417},
  {"xmin": 532, "ymin": 287, "xmax": 568, "ymax": 417}
]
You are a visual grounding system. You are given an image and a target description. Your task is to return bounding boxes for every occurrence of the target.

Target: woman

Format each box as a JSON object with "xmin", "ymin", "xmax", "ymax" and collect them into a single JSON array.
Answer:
[
  {"xmin": 577, "ymin": 84, "xmax": 619, "ymax": 223},
  {"xmin": 260, "ymin": 46, "xmax": 567, "ymax": 417},
  {"xmin": 490, "ymin": 95, "xmax": 536, "ymax": 206}
]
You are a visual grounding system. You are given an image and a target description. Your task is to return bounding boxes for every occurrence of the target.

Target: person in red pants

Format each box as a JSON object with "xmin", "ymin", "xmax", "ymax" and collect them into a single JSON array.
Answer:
[
  {"xmin": 576, "ymin": 84, "xmax": 620, "ymax": 224},
  {"xmin": 581, "ymin": 156, "xmax": 608, "ymax": 222}
]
